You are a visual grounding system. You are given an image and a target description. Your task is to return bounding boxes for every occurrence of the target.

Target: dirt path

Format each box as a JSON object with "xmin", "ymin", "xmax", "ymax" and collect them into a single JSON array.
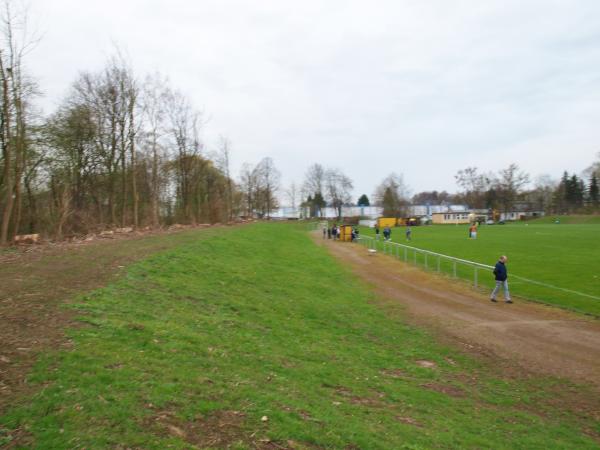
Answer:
[{"xmin": 318, "ymin": 237, "xmax": 600, "ymax": 387}]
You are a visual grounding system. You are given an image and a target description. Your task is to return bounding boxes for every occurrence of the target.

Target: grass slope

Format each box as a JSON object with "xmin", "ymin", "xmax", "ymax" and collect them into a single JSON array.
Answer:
[
  {"xmin": 530, "ymin": 215, "xmax": 600, "ymax": 224},
  {"xmin": 1, "ymin": 223, "xmax": 599, "ymax": 449},
  {"xmin": 359, "ymin": 222, "xmax": 600, "ymax": 315}
]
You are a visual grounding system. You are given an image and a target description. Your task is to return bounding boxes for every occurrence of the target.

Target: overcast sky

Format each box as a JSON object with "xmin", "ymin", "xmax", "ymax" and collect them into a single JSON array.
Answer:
[{"xmin": 27, "ymin": 0, "xmax": 600, "ymax": 201}]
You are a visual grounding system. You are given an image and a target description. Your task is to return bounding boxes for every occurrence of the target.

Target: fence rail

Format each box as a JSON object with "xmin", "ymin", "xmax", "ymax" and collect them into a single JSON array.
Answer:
[{"xmin": 356, "ymin": 235, "xmax": 600, "ymax": 302}]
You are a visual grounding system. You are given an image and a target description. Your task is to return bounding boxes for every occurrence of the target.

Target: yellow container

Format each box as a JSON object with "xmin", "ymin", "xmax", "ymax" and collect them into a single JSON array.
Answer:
[
  {"xmin": 339, "ymin": 225, "xmax": 354, "ymax": 242},
  {"xmin": 377, "ymin": 217, "xmax": 397, "ymax": 228}
]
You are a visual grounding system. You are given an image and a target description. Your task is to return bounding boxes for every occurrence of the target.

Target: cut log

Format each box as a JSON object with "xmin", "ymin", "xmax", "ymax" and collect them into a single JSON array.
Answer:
[{"xmin": 14, "ymin": 234, "xmax": 40, "ymax": 244}]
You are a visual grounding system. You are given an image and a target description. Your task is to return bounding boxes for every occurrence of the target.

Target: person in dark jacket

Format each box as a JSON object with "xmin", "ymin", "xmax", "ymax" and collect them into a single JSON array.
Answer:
[{"xmin": 490, "ymin": 255, "xmax": 512, "ymax": 303}]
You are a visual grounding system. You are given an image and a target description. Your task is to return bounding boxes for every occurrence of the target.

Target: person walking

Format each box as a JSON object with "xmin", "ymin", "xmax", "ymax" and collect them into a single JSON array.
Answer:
[
  {"xmin": 490, "ymin": 255, "xmax": 512, "ymax": 303},
  {"xmin": 405, "ymin": 226, "xmax": 412, "ymax": 241},
  {"xmin": 323, "ymin": 225, "xmax": 327, "ymax": 239},
  {"xmin": 375, "ymin": 225, "xmax": 380, "ymax": 240}
]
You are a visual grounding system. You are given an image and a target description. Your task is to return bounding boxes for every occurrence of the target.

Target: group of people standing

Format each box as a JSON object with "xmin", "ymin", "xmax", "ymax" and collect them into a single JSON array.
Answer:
[
  {"xmin": 375, "ymin": 225, "xmax": 412, "ymax": 241},
  {"xmin": 322, "ymin": 220, "xmax": 512, "ymax": 305},
  {"xmin": 323, "ymin": 224, "xmax": 360, "ymax": 242}
]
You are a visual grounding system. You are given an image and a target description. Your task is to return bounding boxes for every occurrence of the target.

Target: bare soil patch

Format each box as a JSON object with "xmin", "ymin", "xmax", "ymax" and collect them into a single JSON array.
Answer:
[
  {"xmin": 144, "ymin": 406, "xmax": 322, "ymax": 449},
  {"xmin": 421, "ymin": 382, "xmax": 465, "ymax": 398},
  {"xmin": 0, "ymin": 226, "xmax": 225, "ymax": 415}
]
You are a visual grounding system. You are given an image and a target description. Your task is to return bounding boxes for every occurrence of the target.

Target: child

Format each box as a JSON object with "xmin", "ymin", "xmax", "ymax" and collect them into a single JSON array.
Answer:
[{"xmin": 469, "ymin": 223, "xmax": 477, "ymax": 239}]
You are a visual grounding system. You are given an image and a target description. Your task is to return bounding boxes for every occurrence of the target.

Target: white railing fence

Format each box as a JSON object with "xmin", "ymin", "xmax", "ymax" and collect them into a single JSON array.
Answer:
[
  {"xmin": 356, "ymin": 235, "xmax": 600, "ymax": 303},
  {"xmin": 358, "ymin": 235, "xmax": 491, "ymax": 288}
]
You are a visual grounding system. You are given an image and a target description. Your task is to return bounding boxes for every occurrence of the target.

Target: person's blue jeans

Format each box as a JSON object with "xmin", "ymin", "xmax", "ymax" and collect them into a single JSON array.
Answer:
[{"xmin": 491, "ymin": 280, "xmax": 510, "ymax": 301}]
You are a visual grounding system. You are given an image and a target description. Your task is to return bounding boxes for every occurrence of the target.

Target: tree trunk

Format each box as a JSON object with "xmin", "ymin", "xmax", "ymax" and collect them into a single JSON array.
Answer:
[
  {"xmin": 129, "ymin": 102, "xmax": 138, "ymax": 228},
  {"xmin": 151, "ymin": 136, "xmax": 159, "ymax": 227},
  {"xmin": 10, "ymin": 95, "xmax": 24, "ymax": 240},
  {"xmin": 0, "ymin": 59, "xmax": 13, "ymax": 246}
]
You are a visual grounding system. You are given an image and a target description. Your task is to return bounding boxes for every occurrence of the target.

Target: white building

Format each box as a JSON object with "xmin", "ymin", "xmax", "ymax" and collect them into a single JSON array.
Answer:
[{"xmin": 499, "ymin": 210, "xmax": 545, "ymax": 221}]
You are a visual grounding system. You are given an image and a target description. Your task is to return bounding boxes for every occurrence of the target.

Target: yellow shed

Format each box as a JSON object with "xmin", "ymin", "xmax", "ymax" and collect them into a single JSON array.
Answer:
[{"xmin": 377, "ymin": 217, "xmax": 397, "ymax": 228}]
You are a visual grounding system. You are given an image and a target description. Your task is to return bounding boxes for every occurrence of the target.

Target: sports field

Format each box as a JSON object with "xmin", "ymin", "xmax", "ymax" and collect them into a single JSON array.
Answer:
[
  {"xmin": 2, "ymin": 223, "xmax": 599, "ymax": 449},
  {"xmin": 359, "ymin": 219, "xmax": 600, "ymax": 316}
]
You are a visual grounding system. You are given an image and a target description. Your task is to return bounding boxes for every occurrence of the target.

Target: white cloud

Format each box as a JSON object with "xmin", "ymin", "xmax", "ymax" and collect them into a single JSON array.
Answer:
[{"xmin": 27, "ymin": 0, "xmax": 600, "ymax": 200}]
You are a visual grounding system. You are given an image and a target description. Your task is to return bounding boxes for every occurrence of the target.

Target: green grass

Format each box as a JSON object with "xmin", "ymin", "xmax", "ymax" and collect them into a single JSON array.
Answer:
[
  {"xmin": 529, "ymin": 214, "xmax": 600, "ymax": 224},
  {"xmin": 1, "ymin": 223, "xmax": 599, "ymax": 448},
  {"xmin": 360, "ymin": 220, "xmax": 600, "ymax": 316}
]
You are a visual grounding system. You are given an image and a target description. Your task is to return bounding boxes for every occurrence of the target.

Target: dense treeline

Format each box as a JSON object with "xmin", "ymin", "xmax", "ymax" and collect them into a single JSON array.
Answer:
[
  {"xmin": 450, "ymin": 160, "xmax": 600, "ymax": 214},
  {"xmin": 298, "ymin": 157, "xmax": 600, "ymax": 220},
  {"xmin": 1, "ymin": 3, "xmax": 599, "ymax": 242},
  {"xmin": 0, "ymin": 5, "xmax": 280, "ymax": 244}
]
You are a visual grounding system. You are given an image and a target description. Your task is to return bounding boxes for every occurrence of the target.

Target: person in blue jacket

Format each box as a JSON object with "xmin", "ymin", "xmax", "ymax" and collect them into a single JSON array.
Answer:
[{"xmin": 490, "ymin": 255, "xmax": 512, "ymax": 303}]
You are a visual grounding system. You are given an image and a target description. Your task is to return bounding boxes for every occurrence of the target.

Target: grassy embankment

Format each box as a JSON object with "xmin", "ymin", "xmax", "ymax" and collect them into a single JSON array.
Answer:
[{"xmin": 1, "ymin": 223, "xmax": 599, "ymax": 448}]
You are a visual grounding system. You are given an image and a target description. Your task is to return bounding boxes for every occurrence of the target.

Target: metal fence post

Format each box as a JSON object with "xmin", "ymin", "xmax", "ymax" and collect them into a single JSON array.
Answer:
[
  {"xmin": 414, "ymin": 250, "xmax": 417, "ymax": 265},
  {"xmin": 404, "ymin": 248, "xmax": 407, "ymax": 262},
  {"xmin": 425, "ymin": 253, "xmax": 428, "ymax": 270},
  {"xmin": 396, "ymin": 244, "xmax": 399, "ymax": 259},
  {"xmin": 437, "ymin": 256, "xmax": 441, "ymax": 272},
  {"xmin": 474, "ymin": 267, "xmax": 478, "ymax": 287},
  {"xmin": 453, "ymin": 261, "xmax": 457, "ymax": 278}
]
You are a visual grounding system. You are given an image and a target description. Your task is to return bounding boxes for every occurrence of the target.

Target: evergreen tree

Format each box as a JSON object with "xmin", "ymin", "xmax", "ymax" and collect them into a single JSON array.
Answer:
[
  {"xmin": 313, "ymin": 192, "xmax": 326, "ymax": 216},
  {"xmin": 589, "ymin": 174, "xmax": 599, "ymax": 208},
  {"xmin": 357, "ymin": 194, "xmax": 370, "ymax": 206},
  {"xmin": 555, "ymin": 171, "xmax": 569, "ymax": 213},
  {"xmin": 305, "ymin": 195, "xmax": 314, "ymax": 217},
  {"xmin": 382, "ymin": 187, "xmax": 402, "ymax": 217},
  {"xmin": 568, "ymin": 174, "xmax": 584, "ymax": 209}
]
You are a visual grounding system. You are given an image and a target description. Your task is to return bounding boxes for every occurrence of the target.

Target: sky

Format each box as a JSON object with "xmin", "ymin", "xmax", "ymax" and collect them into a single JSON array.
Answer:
[{"xmin": 25, "ymin": 0, "xmax": 600, "ymax": 202}]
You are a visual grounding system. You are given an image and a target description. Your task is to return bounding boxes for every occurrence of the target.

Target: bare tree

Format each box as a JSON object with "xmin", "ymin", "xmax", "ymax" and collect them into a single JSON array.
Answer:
[
  {"xmin": 0, "ymin": 0, "xmax": 38, "ymax": 244},
  {"xmin": 302, "ymin": 163, "xmax": 325, "ymax": 197},
  {"xmin": 141, "ymin": 72, "xmax": 169, "ymax": 227},
  {"xmin": 239, "ymin": 162, "xmax": 257, "ymax": 217},
  {"xmin": 583, "ymin": 152, "xmax": 600, "ymax": 178},
  {"xmin": 0, "ymin": 49, "xmax": 12, "ymax": 244},
  {"xmin": 496, "ymin": 163, "xmax": 530, "ymax": 212},
  {"xmin": 286, "ymin": 181, "xmax": 298, "ymax": 209},
  {"xmin": 165, "ymin": 88, "xmax": 203, "ymax": 222},
  {"xmin": 374, "ymin": 173, "xmax": 410, "ymax": 217},
  {"xmin": 523, "ymin": 174, "xmax": 556, "ymax": 212},
  {"xmin": 215, "ymin": 135, "xmax": 234, "ymax": 221},
  {"xmin": 256, "ymin": 157, "xmax": 280, "ymax": 218},
  {"xmin": 325, "ymin": 168, "xmax": 353, "ymax": 219},
  {"xmin": 454, "ymin": 167, "xmax": 494, "ymax": 209}
]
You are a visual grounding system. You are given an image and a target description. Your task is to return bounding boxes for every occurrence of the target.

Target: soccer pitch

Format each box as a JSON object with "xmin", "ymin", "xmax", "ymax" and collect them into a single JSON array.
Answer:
[{"xmin": 359, "ymin": 219, "xmax": 600, "ymax": 315}]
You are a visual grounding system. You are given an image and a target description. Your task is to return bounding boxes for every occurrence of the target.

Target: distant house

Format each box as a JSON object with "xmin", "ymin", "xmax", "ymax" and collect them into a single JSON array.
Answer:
[
  {"xmin": 431, "ymin": 211, "xmax": 471, "ymax": 224},
  {"xmin": 498, "ymin": 210, "xmax": 545, "ymax": 221},
  {"xmin": 408, "ymin": 204, "xmax": 468, "ymax": 217},
  {"xmin": 318, "ymin": 206, "xmax": 383, "ymax": 219},
  {"xmin": 269, "ymin": 207, "xmax": 306, "ymax": 219},
  {"xmin": 271, "ymin": 205, "xmax": 383, "ymax": 220}
]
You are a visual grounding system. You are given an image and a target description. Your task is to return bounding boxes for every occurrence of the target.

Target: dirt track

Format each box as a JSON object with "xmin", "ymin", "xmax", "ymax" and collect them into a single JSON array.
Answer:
[{"xmin": 318, "ymin": 237, "xmax": 600, "ymax": 388}]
